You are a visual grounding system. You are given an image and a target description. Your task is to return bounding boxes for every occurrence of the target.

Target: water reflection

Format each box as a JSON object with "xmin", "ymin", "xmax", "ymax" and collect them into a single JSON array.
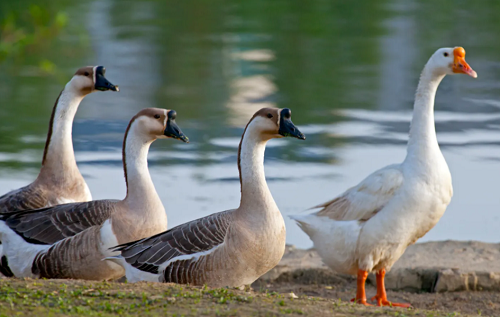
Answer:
[{"xmin": 0, "ymin": 0, "xmax": 499, "ymax": 248}]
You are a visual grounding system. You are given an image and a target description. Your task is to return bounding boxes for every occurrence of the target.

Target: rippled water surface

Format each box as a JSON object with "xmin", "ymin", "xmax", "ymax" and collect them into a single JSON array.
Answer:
[{"xmin": 0, "ymin": 0, "xmax": 499, "ymax": 248}]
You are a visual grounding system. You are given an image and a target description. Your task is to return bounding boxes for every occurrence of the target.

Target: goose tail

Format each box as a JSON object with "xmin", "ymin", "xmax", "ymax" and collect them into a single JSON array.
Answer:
[{"xmin": 289, "ymin": 214, "xmax": 318, "ymax": 238}]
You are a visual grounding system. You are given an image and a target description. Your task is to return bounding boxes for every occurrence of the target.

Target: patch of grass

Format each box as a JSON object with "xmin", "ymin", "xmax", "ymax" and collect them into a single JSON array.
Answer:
[{"xmin": 0, "ymin": 279, "xmax": 470, "ymax": 317}]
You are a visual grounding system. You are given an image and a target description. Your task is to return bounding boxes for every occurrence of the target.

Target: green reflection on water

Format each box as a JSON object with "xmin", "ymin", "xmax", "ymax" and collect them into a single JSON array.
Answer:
[{"xmin": 0, "ymin": 0, "xmax": 499, "ymax": 172}]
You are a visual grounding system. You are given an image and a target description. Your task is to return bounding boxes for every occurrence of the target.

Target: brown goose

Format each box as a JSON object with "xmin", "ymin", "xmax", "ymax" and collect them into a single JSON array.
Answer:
[
  {"xmin": 0, "ymin": 66, "xmax": 118, "ymax": 213},
  {"xmin": 106, "ymin": 107, "xmax": 305, "ymax": 287},
  {"xmin": 0, "ymin": 108, "xmax": 188, "ymax": 280}
]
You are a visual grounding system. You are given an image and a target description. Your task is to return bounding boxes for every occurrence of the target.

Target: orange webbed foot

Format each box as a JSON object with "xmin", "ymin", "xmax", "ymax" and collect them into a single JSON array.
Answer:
[
  {"xmin": 371, "ymin": 268, "xmax": 412, "ymax": 308},
  {"xmin": 371, "ymin": 296, "xmax": 411, "ymax": 308},
  {"xmin": 381, "ymin": 301, "xmax": 411, "ymax": 308}
]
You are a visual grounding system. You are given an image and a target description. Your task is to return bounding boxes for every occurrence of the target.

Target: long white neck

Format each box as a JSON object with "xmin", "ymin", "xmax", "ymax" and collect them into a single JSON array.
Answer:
[
  {"xmin": 122, "ymin": 123, "xmax": 164, "ymax": 215},
  {"xmin": 404, "ymin": 65, "xmax": 445, "ymax": 164},
  {"xmin": 237, "ymin": 124, "xmax": 278, "ymax": 214},
  {"xmin": 39, "ymin": 84, "xmax": 85, "ymax": 181}
]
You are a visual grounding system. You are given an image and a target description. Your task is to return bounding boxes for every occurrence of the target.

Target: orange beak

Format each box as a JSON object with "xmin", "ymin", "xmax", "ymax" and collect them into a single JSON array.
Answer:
[{"xmin": 452, "ymin": 47, "xmax": 477, "ymax": 78}]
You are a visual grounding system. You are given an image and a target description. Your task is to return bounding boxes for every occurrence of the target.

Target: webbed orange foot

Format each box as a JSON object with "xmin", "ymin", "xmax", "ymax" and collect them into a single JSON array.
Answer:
[
  {"xmin": 371, "ymin": 295, "xmax": 411, "ymax": 308},
  {"xmin": 378, "ymin": 300, "xmax": 411, "ymax": 308},
  {"xmin": 370, "ymin": 268, "xmax": 412, "ymax": 308}
]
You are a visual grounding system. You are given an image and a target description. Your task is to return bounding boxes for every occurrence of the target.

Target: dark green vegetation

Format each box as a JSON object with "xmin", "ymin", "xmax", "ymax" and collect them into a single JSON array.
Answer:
[
  {"xmin": 0, "ymin": 4, "xmax": 67, "ymax": 68},
  {"xmin": 0, "ymin": 279, "xmax": 469, "ymax": 317}
]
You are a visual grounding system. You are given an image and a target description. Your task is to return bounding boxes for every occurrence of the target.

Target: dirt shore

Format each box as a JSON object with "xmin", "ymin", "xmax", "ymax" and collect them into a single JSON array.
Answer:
[
  {"xmin": 0, "ymin": 240, "xmax": 498, "ymax": 316},
  {"xmin": 265, "ymin": 240, "xmax": 500, "ymax": 277},
  {"xmin": 254, "ymin": 240, "xmax": 500, "ymax": 316},
  {"xmin": 0, "ymin": 278, "xmax": 491, "ymax": 317},
  {"xmin": 255, "ymin": 272, "xmax": 500, "ymax": 316}
]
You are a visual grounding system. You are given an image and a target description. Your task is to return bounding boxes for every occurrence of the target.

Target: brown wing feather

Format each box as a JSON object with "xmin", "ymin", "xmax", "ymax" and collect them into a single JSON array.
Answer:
[
  {"xmin": 0, "ymin": 184, "xmax": 50, "ymax": 214},
  {"xmin": 2, "ymin": 200, "xmax": 117, "ymax": 245},
  {"xmin": 114, "ymin": 210, "xmax": 231, "ymax": 281}
]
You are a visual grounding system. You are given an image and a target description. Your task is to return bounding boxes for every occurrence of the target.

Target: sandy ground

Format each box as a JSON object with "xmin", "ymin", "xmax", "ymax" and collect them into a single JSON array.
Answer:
[
  {"xmin": 254, "ymin": 240, "xmax": 500, "ymax": 316},
  {"xmin": 267, "ymin": 240, "xmax": 500, "ymax": 274},
  {"xmin": 254, "ymin": 271, "xmax": 500, "ymax": 316},
  {"xmin": 1, "ymin": 240, "xmax": 499, "ymax": 316},
  {"xmin": 392, "ymin": 240, "xmax": 500, "ymax": 271}
]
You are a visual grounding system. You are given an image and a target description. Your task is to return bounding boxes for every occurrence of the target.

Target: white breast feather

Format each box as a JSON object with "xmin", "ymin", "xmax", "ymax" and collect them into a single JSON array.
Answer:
[{"xmin": 99, "ymin": 219, "xmax": 119, "ymax": 257}]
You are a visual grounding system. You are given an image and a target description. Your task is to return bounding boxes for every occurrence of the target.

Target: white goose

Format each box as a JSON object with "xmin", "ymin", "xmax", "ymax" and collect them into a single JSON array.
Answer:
[
  {"xmin": 291, "ymin": 47, "xmax": 476, "ymax": 307},
  {"xmin": 0, "ymin": 108, "xmax": 188, "ymax": 280},
  {"xmin": 106, "ymin": 108, "xmax": 305, "ymax": 287},
  {"xmin": 0, "ymin": 66, "xmax": 119, "ymax": 213}
]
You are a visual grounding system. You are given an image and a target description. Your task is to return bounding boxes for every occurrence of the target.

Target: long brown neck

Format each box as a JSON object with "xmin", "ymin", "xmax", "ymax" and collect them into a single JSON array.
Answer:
[
  {"xmin": 121, "ymin": 120, "xmax": 164, "ymax": 215},
  {"xmin": 237, "ymin": 121, "xmax": 277, "ymax": 213},
  {"xmin": 38, "ymin": 86, "xmax": 85, "ymax": 184}
]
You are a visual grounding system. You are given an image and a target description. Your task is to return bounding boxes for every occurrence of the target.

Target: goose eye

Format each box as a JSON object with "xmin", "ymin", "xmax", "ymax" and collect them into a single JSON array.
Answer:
[
  {"xmin": 443, "ymin": 52, "xmax": 448, "ymax": 57},
  {"xmin": 154, "ymin": 114, "xmax": 161, "ymax": 119},
  {"xmin": 267, "ymin": 113, "xmax": 273, "ymax": 118},
  {"xmin": 84, "ymin": 72, "xmax": 89, "ymax": 76}
]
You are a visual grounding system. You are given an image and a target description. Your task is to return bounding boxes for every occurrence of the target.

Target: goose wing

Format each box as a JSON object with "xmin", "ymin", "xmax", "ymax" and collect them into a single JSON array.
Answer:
[
  {"xmin": 113, "ymin": 210, "xmax": 232, "ymax": 275},
  {"xmin": 314, "ymin": 164, "xmax": 404, "ymax": 222},
  {"xmin": 0, "ymin": 185, "xmax": 49, "ymax": 214},
  {"xmin": 1, "ymin": 200, "xmax": 117, "ymax": 245}
]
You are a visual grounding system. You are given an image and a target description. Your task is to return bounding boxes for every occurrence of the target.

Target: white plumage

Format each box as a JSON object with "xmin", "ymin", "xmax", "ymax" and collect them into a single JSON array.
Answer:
[{"xmin": 291, "ymin": 47, "xmax": 477, "ymax": 307}]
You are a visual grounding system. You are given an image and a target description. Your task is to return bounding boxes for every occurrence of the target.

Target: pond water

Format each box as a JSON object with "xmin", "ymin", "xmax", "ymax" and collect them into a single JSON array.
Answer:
[{"xmin": 0, "ymin": 0, "xmax": 499, "ymax": 248}]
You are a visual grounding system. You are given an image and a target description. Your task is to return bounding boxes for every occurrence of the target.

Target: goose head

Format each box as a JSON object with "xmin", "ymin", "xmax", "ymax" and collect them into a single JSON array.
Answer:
[
  {"xmin": 428, "ymin": 47, "xmax": 477, "ymax": 78},
  {"xmin": 247, "ymin": 108, "xmax": 306, "ymax": 141},
  {"xmin": 130, "ymin": 108, "xmax": 189, "ymax": 143},
  {"xmin": 69, "ymin": 66, "xmax": 119, "ymax": 94}
]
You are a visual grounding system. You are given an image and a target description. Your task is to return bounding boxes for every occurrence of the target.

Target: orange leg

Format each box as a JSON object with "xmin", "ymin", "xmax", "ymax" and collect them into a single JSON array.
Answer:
[
  {"xmin": 370, "ymin": 269, "xmax": 411, "ymax": 308},
  {"xmin": 350, "ymin": 269, "xmax": 373, "ymax": 306}
]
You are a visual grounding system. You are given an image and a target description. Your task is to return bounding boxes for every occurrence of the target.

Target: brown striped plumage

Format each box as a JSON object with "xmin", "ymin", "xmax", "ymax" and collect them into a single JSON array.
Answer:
[
  {"xmin": 1, "ymin": 200, "xmax": 117, "ymax": 245},
  {"xmin": 0, "ymin": 185, "xmax": 51, "ymax": 214},
  {"xmin": 114, "ymin": 210, "xmax": 231, "ymax": 284},
  {"xmin": 32, "ymin": 226, "xmax": 121, "ymax": 280}
]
